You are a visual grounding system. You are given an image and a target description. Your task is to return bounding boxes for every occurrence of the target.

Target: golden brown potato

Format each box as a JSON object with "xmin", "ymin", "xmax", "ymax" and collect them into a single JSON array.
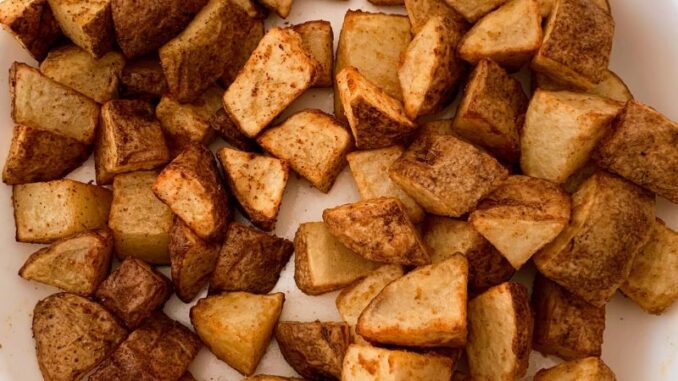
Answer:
[
  {"xmin": 293, "ymin": 20, "xmax": 333, "ymax": 87},
  {"xmin": 294, "ymin": 222, "xmax": 381, "ymax": 295},
  {"xmin": 275, "ymin": 321, "xmax": 350, "ymax": 380},
  {"xmin": 89, "ymin": 312, "xmax": 202, "ymax": 381},
  {"xmin": 595, "ymin": 100, "xmax": 678, "ymax": 203},
  {"xmin": 445, "ymin": 0, "xmax": 507, "ymax": 21},
  {"xmin": 13, "ymin": 179, "xmax": 112, "ymax": 243},
  {"xmin": 220, "ymin": 19, "xmax": 264, "ymax": 86},
  {"xmin": 466, "ymin": 282, "xmax": 532, "ymax": 381},
  {"xmin": 0, "ymin": 0, "xmax": 62, "ymax": 60},
  {"xmin": 531, "ymin": 0, "xmax": 614, "ymax": 89},
  {"xmin": 120, "ymin": 57, "xmax": 169, "ymax": 100},
  {"xmin": 153, "ymin": 144, "xmax": 230, "ymax": 242},
  {"xmin": 405, "ymin": 0, "xmax": 468, "ymax": 34},
  {"xmin": 534, "ymin": 171, "xmax": 655, "ymax": 307},
  {"xmin": 389, "ymin": 133, "xmax": 508, "ymax": 217},
  {"xmin": 258, "ymin": 0, "xmax": 291, "ymax": 18},
  {"xmin": 532, "ymin": 70, "xmax": 633, "ymax": 102},
  {"xmin": 322, "ymin": 198, "xmax": 430, "ymax": 266},
  {"xmin": 258, "ymin": 109, "xmax": 352, "ymax": 193},
  {"xmin": 210, "ymin": 108, "xmax": 258, "ymax": 152},
  {"xmin": 47, "ymin": 0, "xmax": 113, "ymax": 57},
  {"xmin": 534, "ymin": 357, "xmax": 617, "ymax": 381},
  {"xmin": 210, "ymin": 222, "xmax": 293, "ymax": 294},
  {"xmin": 33, "ymin": 293, "xmax": 127, "ymax": 381},
  {"xmin": 191, "ymin": 292, "xmax": 285, "ymax": 376},
  {"xmin": 95, "ymin": 257, "xmax": 172, "ymax": 328},
  {"xmin": 342, "ymin": 345, "xmax": 454, "ymax": 381},
  {"xmin": 453, "ymin": 58, "xmax": 527, "ymax": 162}
]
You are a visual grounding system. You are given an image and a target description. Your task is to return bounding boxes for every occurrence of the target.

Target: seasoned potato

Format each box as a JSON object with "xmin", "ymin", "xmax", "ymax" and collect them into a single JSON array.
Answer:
[
  {"xmin": 534, "ymin": 357, "xmax": 616, "ymax": 381},
  {"xmin": 531, "ymin": 0, "xmax": 614, "ymax": 89},
  {"xmin": 621, "ymin": 219, "xmax": 678, "ymax": 314},
  {"xmin": 13, "ymin": 179, "xmax": 112, "ymax": 243},
  {"xmin": 120, "ymin": 57, "xmax": 168, "ymax": 100},
  {"xmin": 453, "ymin": 58, "xmax": 527, "ymax": 162},
  {"xmin": 211, "ymin": 108, "xmax": 258, "ymax": 152},
  {"xmin": 520, "ymin": 90, "xmax": 623, "ymax": 183},
  {"xmin": 218, "ymin": 148, "xmax": 289, "ymax": 231},
  {"xmin": 169, "ymin": 218, "xmax": 221, "ymax": 302},
  {"xmin": 0, "ymin": 0, "xmax": 62, "ymax": 60},
  {"xmin": 293, "ymin": 20, "xmax": 333, "ymax": 87},
  {"xmin": 342, "ymin": 345, "xmax": 454, "ymax": 381},
  {"xmin": 191, "ymin": 292, "xmax": 285, "ymax": 376},
  {"xmin": 405, "ymin": 0, "xmax": 468, "ymax": 34},
  {"xmin": 95, "ymin": 257, "xmax": 172, "ymax": 328},
  {"xmin": 10, "ymin": 62, "xmax": 99, "ymax": 145},
  {"xmin": 33, "ymin": 293, "xmax": 127, "ymax": 381},
  {"xmin": 221, "ymin": 19, "xmax": 264, "ymax": 86},
  {"xmin": 466, "ymin": 282, "xmax": 532, "ymax": 381},
  {"xmin": 595, "ymin": 100, "xmax": 678, "ymax": 203},
  {"xmin": 294, "ymin": 222, "xmax": 381, "ymax": 295},
  {"xmin": 323, "ymin": 198, "xmax": 430, "ymax": 266},
  {"xmin": 445, "ymin": 0, "xmax": 507, "ymax": 21},
  {"xmin": 89, "ymin": 312, "xmax": 202, "ymax": 381},
  {"xmin": 40, "ymin": 45, "xmax": 125, "ymax": 103},
  {"xmin": 153, "ymin": 144, "xmax": 230, "ymax": 242},
  {"xmin": 275, "ymin": 321, "xmax": 350, "ymax": 380},
  {"xmin": 2, "ymin": 124, "xmax": 89, "ymax": 185},
  {"xmin": 358, "ymin": 255, "xmax": 468, "ymax": 347},
  {"xmin": 47, "ymin": 0, "xmax": 113, "ymax": 57},
  {"xmin": 561, "ymin": 161, "xmax": 599, "ymax": 194},
  {"xmin": 258, "ymin": 0, "xmax": 291, "ymax": 18},
  {"xmin": 534, "ymin": 171, "xmax": 655, "ymax": 307},
  {"xmin": 389, "ymin": 133, "xmax": 509, "ymax": 217},
  {"xmin": 532, "ymin": 70, "xmax": 633, "ymax": 102},
  {"xmin": 258, "ymin": 109, "xmax": 352, "ymax": 193},
  {"xmin": 224, "ymin": 27, "xmax": 317, "ymax": 138},
  {"xmin": 210, "ymin": 222, "xmax": 293, "ymax": 294}
]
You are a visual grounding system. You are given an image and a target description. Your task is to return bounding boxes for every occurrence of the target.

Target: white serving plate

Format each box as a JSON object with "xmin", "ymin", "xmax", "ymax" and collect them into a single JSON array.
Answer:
[{"xmin": 0, "ymin": 0, "xmax": 676, "ymax": 380}]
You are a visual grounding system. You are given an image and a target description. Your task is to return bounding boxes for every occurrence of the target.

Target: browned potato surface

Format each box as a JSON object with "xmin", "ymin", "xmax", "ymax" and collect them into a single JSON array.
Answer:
[
  {"xmin": 342, "ymin": 345, "xmax": 454, "ymax": 380},
  {"xmin": 47, "ymin": 0, "xmax": 113, "ymax": 57},
  {"xmin": 532, "ymin": 69, "xmax": 633, "ymax": 102},
  {"xmin": 0, "ymin": 0, "xmax": 62, "ymax": 60},
  {"xmin": 404, "ymin": 0, "xmax": 468, "ymax": 34},
  {"xmin": 210, "ymin": 108, "xmax": 258, "ymax": 152},
  {"xmin": 293, "ymin": 20, "xmax": 333, "ymax": 87},
  {"xmin": 220, "ymin": 19, "xmax": 264, "ymax": 85},
  {"xmin": 445, "ymin": 0, "xmax": 507, "ymax": 22},
  {"xmin": 534, "ymin": 357, "xmax": 617, "ymax": 381},
  {"xmin": 120, "ymin": 57, "xmax": 169, "ymax": 100}
]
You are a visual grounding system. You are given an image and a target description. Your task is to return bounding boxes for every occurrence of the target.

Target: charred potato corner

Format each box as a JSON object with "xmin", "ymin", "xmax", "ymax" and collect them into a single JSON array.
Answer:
[{"xmin": 1, "ymin": 0, "xmax": 677, "ymax": 379}]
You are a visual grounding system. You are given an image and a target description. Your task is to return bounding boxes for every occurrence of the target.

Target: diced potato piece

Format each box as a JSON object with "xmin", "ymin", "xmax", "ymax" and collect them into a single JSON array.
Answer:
[
  {"xmin": 0, "ymin": 0, "xmax": 62, "ymax": 60},
  {"xmin": 466, "ymin": 282, "xmax": 532, "ymax": 381},
  {"xmin": 153, "ymin": 144, "xmax": 230, "ymax": 242},
  {"xmin": 217, "ymin": 148, "xmax": 289, "ymax": 231},
  {"xmin": 13, "ymin": 179, "xmax": 112, "ymax": 243},
  {"xmin": 120, "ymin": 57, "xmax": 168, "ymax": 100},
  {"xmin": 453, "ymin": 58, "xmax": 527, "ymax": 162},
  {"xmin": 10, "ymin": 62, "xmax": 99, "ymax": 145},
  {"xmin": 534, "ymin": 357, "xmax": 616, "ymax": 381},
  {"xmin": 47, "ymin": 0, "xmax": 113, "ymax": 57},
  {"xmin": 109, "ymin": 171, "xmax": 173, "ymax": 265},
  {"xmin": 533, "ymin": 70, "xmax": 633, "ymax": 102},
  {"xmin": 534, "ymin": 171, "xmax": 655, "ymax": 307},
  {"xmin": 358, "ymin": 255, "xmax": 468, "ymax": 347},
  {"xmin": 595, "ymin": 100, "xmax": 678, "ymax": 203},
  {"xmin": 389, "ymin": 133, "xmax": 508, "ymax": 217},
  {"xmin": 520, "ymin": 90, "xmax": 623, "ymax": 183},
  {"xmin": 531, "ymin": 0, "xmax": 614, "ymax": 89},
  {"xmin": 293, "ymin": 20, "xmax": 333, "ymax": 87},
  {"xmin": 294, "ymin": 222, "xmax": 381, "ymax": 295},
  {"xmin": 210, "ymin": 222, "xmax": 293, "ymax": 294},
  {"xmin": 95, "ymin": 257, "xmax": 172, "ymax": 328},
  {"xmin": 258, "ymin": 0, "xmax": 291, "ymax": 18},
  {"xmin": 323, "ymin": 198, "xmax": 430, "ymax": 266},
  {"xmin": 445, "ymin": 0, "xmax": 507, "ymax": 22},
  {"xmin": 210, "ymin": 108, "xmax": 258, "ymax": 152},
  {"xmin": 405, "ymin": 0, "xmax": 468, "ymax": 34},
  {"xmin": 224, "ymin": 27, "xmax": 317, "ymax": 138},
  {"xmin": 342, "ymin": 345, "xmax": 454, "ymax": 381},
  {"xmin": 221, "ymin": 19, "xmax": 264, "ymax": 86},
  {"xmin": 258, "ymin": 109, "xmax": 351, "ymax": 193},
  {"xmin": 190, "ymin": 292, "xmax": 285, "ymax": 376}
]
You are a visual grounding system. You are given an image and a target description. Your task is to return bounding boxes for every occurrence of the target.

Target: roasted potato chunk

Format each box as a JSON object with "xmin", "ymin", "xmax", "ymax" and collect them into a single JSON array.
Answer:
[
  {"xmin": 0, "ymin": 0, "xmax": 62, "ymax": 60},
  {"xmin": 33, "ymin": 293, "xmax": 127, "ymax": 381},
  {"xmin": 323, "ymin": 198, "xmax": 430, "ymax": 266},
  {"xmin": 534, "ymin": 357, "xmax": 616, "ymax": 381},
  {"xmin": 532, "ymin": 69, "xmax": 633, "ymax": 102},
  {"xmin": 294, "ymin": 222, "xmax": 381, "ymax": 295},
  {"xmin": 210, "ymin": 108, "xmax": 258, "ymax": 152},
  {"xmin": 191, "ymin": 292, "xmax": 285, "ymax": 376},
  {"xmin": 405, "ymin": 0, "xmax": 468, "ymax": 34},
  {"xmin": 293, "ymin": 20, "xmax": 333, "ymax": 87},
  {"xmin": 445, "ymin": 0, "xmax": 507, "ymax": 21},
  {"xmin": 13, "ymin": 179, "xmax": 112, "ymax": 243},
  {"xmin": 595, "ymin": 100, "xmax": 678, "ymax": 203},
  {"xmin": 466, "ymin": 282, "xmax": 532, "ymax": 381},
  {"xmin": 258, "ymin": 109, "xmax": 352, "ymax": 193},
  {"xmin": 389, "ymin": 133, "xmax": 509, "ymax": 217},
  {"xmin": 258, "ymin": 0, "xmax": 291, "ymax": 17},
  {"xmin": 47, "ymin": 0, "xmax": 113, "ymax": 57},
  {"xmin": 534, "ymin": 171, "xmax": 655, "ymax": 307},
  {"xmin": 120, "ymin": 57, "xmax": 169, "ymax": 100},
  {"xmin": 342, "ymin": 345, "xmax": 454, "ymax": 381},
  {"xmin": 275, "ymin": 321, "xmax": 350, "ymax": 380},
  {"xmin": 210, "ymin": 222, "xmax": 293, "ymax": 294},
  {"xmin": 220, "ymin": 19, "xmax": 264, "ymax": 86}
]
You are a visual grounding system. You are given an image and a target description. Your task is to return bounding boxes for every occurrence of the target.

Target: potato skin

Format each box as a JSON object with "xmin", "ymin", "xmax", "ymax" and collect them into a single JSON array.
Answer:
[{"xmin": 0, "ymin": 0, "xmax": 62, "ymax": 60}]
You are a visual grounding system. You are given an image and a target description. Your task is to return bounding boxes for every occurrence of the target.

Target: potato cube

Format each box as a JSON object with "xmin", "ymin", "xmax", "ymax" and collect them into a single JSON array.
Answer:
[
  {"xmin": 220, "ymin": 19, "xmax": 264, "ymax": 86},
  {"xmin": 258, "ymin": 109, "xmax": 352, "ymax": 193},
  {"xmin": 210, "ymin": 222, "xmax": 293, "ymax": 294},
  {"xmin": 531, "ymin": 0, "xmax": 614, "ymax": 89},
  {"xmin": 323, "ymin": 198, "xmax": 431, "ymax": 266},
  {"xmin": 13, "ymin": 179, "xmax": 112, "ymax": 243},
  {"xmin": 595, "ymin": 100, "xmax": 678, "ymax": 203},
  {"xmin": 0, "ymin": 0, "xmax": 62, "ymax": 60},
  {"xmin": 120, "ymin": 57, "xmax": 168, "ymax": 100},
  {"xmin": 342, "ymin": 345, "xmax": 454, "ymax": 381},
  {"xmin": 405, "ymin": 0, "xmax": 468, "ymax": 34},
  {"xmin": 390, "ymin": 133, "xmax": 508, "ymax": 217},
  {"xmin": 532, "ymin": 70, "xmax": 633, "ymax": 102},
  {"xmin": 534, "ymin": 357, "xmax": 616, "ymax": 381},
  {"xmin": 190, "ymin": 292, "xmax": 285, "ymax": 376},
  {"xmin": 10, "ymin": 62, "xmax": 99, "ymax": 145},
  {"xmin": 466, "ymin": 282, "xmax": 532, "ymax": 381},
  {"xmin": 453, "ymin": 58, "xmax": 527, "ymax": 162},
  {"xmin": 293, "ymin": 20, "xmax": 333, "ymax": 87},
  {"xmin": 445, "ymin": 0, "xmax": 507, "ymax": 21},
  {"xmin": 258, "ymin": 0, "xmax": 291, "ymax": 18},
  {"xmin": 534, "ymin": 171, "xmax": 655, "ymax": 307},
  {"xmin": 47, "ymin": 0, "xmax": 113, "ymax": 57},
  {"xmin": 217, "ymin": 148, "xmax": 289, "ymax": 231},
  {"xmin": 294, "ymin": 222, "xmax": 381, "ymax": 295},
  {"xmin": 520, "ymin": 90, "xmax": 623, "ymax": 183}
]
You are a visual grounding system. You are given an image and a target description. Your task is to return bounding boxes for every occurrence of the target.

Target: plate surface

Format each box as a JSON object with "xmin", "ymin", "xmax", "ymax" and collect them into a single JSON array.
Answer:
[{"xmin": 0, "ymin": 0, "xmax": 677, "ymax": 380}]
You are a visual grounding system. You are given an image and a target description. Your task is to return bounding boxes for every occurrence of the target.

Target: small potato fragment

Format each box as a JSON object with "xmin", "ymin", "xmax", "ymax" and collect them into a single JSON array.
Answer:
[
  {"xmin": 445, "ymin": 0, "xmax": 507, "ymax": 22},
  {"xmin": 13, "ymin": 179, "xmax": 112, "ymax": 243},
  {"xmin": 342, "ymin": 345, "xmax": 454, "ymax": 381},
  {"xmin": 191, "ymin": 292, "xmax": 285, "ymax": 376},
  {"xmin": 322, "ymin": 198, "xmax": 430, "ymax": 266},
  {"xmin": 33, "ymin": 293, "xmax": 127, "ymax": 381},
  {"xmin": 211, "ymin": 108, "xmax": 258, "ymax": 152},
  {"xmin": 221, "ymin": 19, "xmax": 264, "ymax": 86},
  {"xmin": 404, "ymin": 0, "xmax": 468, "ymax": 34},
  {"xmin": 534, "ymin": 357, "xmax": 616, "ymax": 381},
  {"xmin": 293, "ymin": 20, "xmax": 333, "ymax": 87},
  {"xmin": 47, "ymin": 0, "xmax": 113, "ymax": 57},
  {"xmin": 0, "ymin": 0, "xmax": 62, "ymax": 60},
  {"xmin": 120, "ymin": 57, "xmax": 168, "ymax": 100},
  {"xmin": 258, "ymin": 0, "xmax": 291, "ymax": 18},
  {"xmin": 532, "ymin": 70, "xmax": 633, "ymax": 102},
  {"xmin": 275, "ymin": 321, "xmax": 350, "ymax": 380}
]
